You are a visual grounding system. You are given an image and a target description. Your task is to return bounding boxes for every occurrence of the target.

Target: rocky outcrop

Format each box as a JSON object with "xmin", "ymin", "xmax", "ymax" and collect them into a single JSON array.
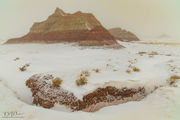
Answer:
[
  {"xmin": 6, "ymin": 8, "xmax": 117, "ymax": 46},
  {"xmin": 26, "ymin": 74, "xmax": 146, "ymax": 112},
  {"xmin": 109, "ymin": 28, "xmax": 140, "ymax": 41}
]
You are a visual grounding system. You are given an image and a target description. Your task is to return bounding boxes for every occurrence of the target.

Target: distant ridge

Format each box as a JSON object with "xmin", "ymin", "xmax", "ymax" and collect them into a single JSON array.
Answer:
[
  {"xmin": 6, "ymin": 8, "xmax": 119, "ymax": 46},
  {"xmin": 109, "ymin": 28, "xmax": 140, "ymax": 41}
]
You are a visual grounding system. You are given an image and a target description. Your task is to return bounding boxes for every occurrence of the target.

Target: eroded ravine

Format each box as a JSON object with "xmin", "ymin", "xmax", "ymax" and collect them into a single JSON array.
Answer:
[{"xmin": 25, "ymin": 74, "xmax": 159, "ymax": 112}]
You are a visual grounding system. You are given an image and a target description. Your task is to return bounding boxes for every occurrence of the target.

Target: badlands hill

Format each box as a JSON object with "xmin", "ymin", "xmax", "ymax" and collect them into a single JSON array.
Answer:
[
  {"xmin": 6, "ymin": 8, "xmax": 118, "ymax": 46},
  {"xmin": 109, "ymin": 28, "xmax": 140, "ymax": 41}
]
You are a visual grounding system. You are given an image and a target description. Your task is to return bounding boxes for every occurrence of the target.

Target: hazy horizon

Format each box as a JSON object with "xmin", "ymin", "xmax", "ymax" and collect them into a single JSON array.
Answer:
[{"xmin": 0, "ymin": 0, "xmax": 180, "ymax": 42}]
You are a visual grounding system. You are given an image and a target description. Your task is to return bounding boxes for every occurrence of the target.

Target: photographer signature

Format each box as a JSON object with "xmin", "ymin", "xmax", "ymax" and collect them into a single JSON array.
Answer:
[{"xmin": 0, "ymin": 111, "xmax": 24, "ymax": 119}]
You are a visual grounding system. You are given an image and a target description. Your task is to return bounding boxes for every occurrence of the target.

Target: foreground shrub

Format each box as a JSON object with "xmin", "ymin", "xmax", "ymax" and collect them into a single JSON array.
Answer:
[
  {"xmin": 149, "ymin": 51, "xmax": 158, "ymax": 55},
  {"xmin": 93, "ymin": 68, "xmax": 100, "ymax": 73},
  {"xmin": 80, "ymin": 70, "xmax": 90, "ymax": 77},
  {"xmin": 167, "ymin": 75, "xmax": 180, "ymax": 86},
  {"xmin": 133, "ymin": 67, "xmax": 140, "ymax": 72},
  {"xmin": 76, "ymin": 77, "xmax": 88, "ymax": 86},
  {"xmin": 19, "ymin": 64, "xmax": 30, "ymax": 72},
  {"xmin": 14, "ymin": 57, "xmax": 20, "ymax": 61},
  {"xmin": 149, "ymin": 55, "xmax": 154, "ymax": 58},
  {"xmin": 170, "ymin": 75, "xmax": 180, "ymax": 80},
  {"xmin": 138, "ymin": 52, "xmax": 147, "ymax": 56},
  {"xmin": 126, "ymin": 69, "xmax": 131, "ymax": 74},
  {"xmin": 52, "ymin": 77, "xmax": 63, "ymax": 87}
]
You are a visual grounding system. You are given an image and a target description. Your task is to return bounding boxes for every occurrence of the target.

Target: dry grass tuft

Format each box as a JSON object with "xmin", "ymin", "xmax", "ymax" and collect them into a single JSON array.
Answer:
[
  {"xmin": 138, "ymin": 52, "xmax": 147, "ymax": 56},
  {"xmin": 19, "ymin": 64, "xmax": 30, "ymax": 72},
  {"xmin": 80, "ymin": 70, "xmax": 90, "ymax": 77},
  {"xmin": 126, "ymin": 69, "xmax": 131, "ymax": 74},
  {"xmin": 149, "ymin": 55, "xmax": 154, "ymax": 58},
  {"xmin": 93, "ymin": 68, "xmax": 100, "ymax": 73},
  {"xmin": 76, "ymin": 77, "xmax": 88, "ymax": 86},
  {"xmin": 76, "ymin": 70, "xmax": 90, "ymax": 86},
  {"xmin": 133, "ymin": 67, "xmax": 140, "ymax": 72},
  {"xmin": 167, "ymin": 75, "xmax": 180, "ymax": 86},
  {"xmin": 14, "ymin": 57, "xmax": 20, "ymax": 61},
  {"xmin": 52, "ymin": 77, "xmax": 63, "ymax": 87},
  {"xmin": 170, "ymin": 75, "xmax": 180, "ymax": 80},
  {"xmin": 149, "ymin": 51, "xmax": 158, "ymax": 55}
]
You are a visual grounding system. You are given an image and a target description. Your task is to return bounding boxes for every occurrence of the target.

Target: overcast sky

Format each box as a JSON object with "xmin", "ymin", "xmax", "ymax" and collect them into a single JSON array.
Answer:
[{"xmin": 0, "ymin": 0, "xmax": 180, "ymax": 42}]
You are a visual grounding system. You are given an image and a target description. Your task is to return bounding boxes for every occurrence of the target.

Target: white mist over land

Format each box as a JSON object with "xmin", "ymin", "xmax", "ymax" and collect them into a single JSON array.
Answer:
[{"xmin": 0, "ymin": 0, "xmax": 180, "ymax": 43}]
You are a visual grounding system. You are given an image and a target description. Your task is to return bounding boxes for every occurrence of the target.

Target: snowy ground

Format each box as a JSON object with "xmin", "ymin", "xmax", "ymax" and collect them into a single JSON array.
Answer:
[{"xmin": 0, "ymin": 41, "xmax": 180, "ymax": 120}]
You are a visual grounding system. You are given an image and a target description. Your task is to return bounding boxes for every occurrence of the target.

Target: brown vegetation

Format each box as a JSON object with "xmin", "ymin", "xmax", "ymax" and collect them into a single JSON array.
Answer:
[
  {"xmin": 167, "ymin": 75, "xmax": 180, "ymax": 86},
  {"xmin": 149, "ymin": 55, "xmax": 154, "ymax": 58},
  {"xmin": 126, "ymin": 69, "xmax": 131, "ymax": 74},
  {"xmin": 14, "ymin": 57, "xmax": 20, "ymax": 61},
  {"xmin": 76, "ymin": 70, "xmax": 91, "ymax": 86},
  {"xmin": 137, "ymin": 52, "xmax": 147, "ymax": 56},
  {"xmin": 52, "ymin": 77, "xmax": 63, "ymax": 87},
  {"xmin": 149, "ymin": 51, "xmax": 158, "ymax": 55},
  {"xmin": 76, "ymin": 77, "xmax": 88, "ymax": 86},
  {"xmin": 93, "ymin": 68, "xmax": 100, "ymax": 73},
  {"xmin": 133, "ymin": 67, "xmax": 140, "ymax": 72},
  {"xmin": 81, "ymin": 70, "xmax": 90, "ymax": 77},
  {"xmin": 19, "ymin": 64, "xmax": 30, "ymax": 72}
]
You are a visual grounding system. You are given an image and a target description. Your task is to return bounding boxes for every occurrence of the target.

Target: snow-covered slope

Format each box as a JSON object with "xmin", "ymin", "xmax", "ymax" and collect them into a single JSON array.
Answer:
[{"xmin": 0, "ymin": 42, "xmax": 180, "ymax": 120}]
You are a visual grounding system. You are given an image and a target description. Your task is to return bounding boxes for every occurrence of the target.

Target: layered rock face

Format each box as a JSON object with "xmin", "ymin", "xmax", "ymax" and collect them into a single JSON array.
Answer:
[
  {"xmin": 109, "ymin": 28, "xmax": 140, "ymax": 41},
  {"xmin": 26, "ymin": 74, "xmax": 146, "ymax": 112},
  {"xmin": 6, "ymin": 8, "xmax": 117, "ymax": 46}
]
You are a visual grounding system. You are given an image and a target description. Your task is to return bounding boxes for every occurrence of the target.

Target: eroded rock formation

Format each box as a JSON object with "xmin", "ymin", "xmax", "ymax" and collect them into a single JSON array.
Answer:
[
  {"xmin": 109, "ymin": 28, "xmax": 140, "ymax": 41},
  {"xmin": 6, "ymin": 8, "xmax": 118, "ymax": 46},
  {"xmin": 26, "ymin": 74, "xmax": 146, "ymax": 112}
]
